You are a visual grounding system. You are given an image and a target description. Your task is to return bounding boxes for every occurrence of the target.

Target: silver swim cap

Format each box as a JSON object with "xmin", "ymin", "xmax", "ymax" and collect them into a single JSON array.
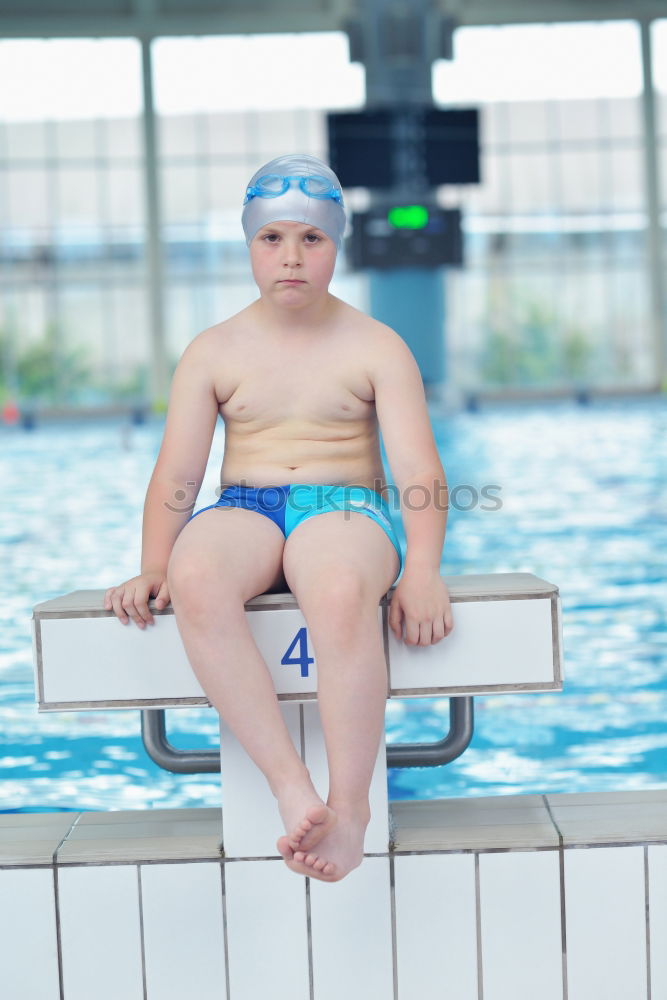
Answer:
[{"xmin": 241, "ymin": 154, "xmax": 346, "ymax": 249}]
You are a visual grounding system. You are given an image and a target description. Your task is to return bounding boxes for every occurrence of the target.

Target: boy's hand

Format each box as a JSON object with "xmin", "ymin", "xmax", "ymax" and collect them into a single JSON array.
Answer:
[
  {"xmin": 104, "ymin": 572, "xmax": 170, "ymax": 629},
  {"xmin": 388, "ymin": 570, "xmax": 453, "ymax": 646}
]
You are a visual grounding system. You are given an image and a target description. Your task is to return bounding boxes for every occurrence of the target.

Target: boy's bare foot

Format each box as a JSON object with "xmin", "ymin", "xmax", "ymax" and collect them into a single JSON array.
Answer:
[
  {"xmin": 276, "ymin": 787, "xmax": 337, "ymax": 854},
  {"xmin": 277, "ymin": 808, "xmax": 369, "ymax": 883}
]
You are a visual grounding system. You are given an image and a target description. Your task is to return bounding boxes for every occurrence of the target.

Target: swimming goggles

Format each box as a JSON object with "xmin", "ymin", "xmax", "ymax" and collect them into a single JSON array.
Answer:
[{"xmin": 243, "ymin": 174, "xmax": 343, "ymax": 205}]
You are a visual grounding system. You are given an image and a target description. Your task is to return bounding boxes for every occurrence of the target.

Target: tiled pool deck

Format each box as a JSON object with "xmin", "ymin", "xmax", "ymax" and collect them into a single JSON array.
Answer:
[{"xmin": 1, "ymin": 790, "xmax": 666, "ymax": 999}]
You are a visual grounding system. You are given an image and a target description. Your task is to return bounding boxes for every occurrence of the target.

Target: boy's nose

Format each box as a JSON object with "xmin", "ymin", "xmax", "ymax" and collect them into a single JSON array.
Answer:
[{"xmin": 282, "ymin": 242, "xmax": 303, "ymax": 267}]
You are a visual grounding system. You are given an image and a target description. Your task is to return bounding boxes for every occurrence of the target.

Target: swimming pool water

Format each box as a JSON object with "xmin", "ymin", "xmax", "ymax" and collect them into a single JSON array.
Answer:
[{"xmin": 1, "ymin": 399, "xmax": 666, "ymax": 812}]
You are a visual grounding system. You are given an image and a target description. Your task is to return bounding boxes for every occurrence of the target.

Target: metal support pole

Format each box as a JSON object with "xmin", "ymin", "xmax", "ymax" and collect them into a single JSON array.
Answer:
[
  {"xmin": 639, "ymin": 18, "xmax": 666, "ymax": 385},
  {"xmin": 387, "ymin": 696, "xmax": 474, "ymax": 768},
  {"xmin": 140, "ymin": 35, "xmax": 169, "ymax": 406},
  {"xmin": 140, "ymin": 696, "xmax": 474, "ymax": 775},
  {"xmin": 369, "ymin": 268, "xmax": 446, "ymax": 384},
  {"xmin": 141, "ymin": 709, "xmax": 220, "ymax": 774}
]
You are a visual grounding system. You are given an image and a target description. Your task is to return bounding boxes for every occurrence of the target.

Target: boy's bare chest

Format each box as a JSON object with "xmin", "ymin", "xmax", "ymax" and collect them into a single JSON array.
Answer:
[{"xmin": 217, "ymin": 340, "xmax": 375, "ymax": 428}]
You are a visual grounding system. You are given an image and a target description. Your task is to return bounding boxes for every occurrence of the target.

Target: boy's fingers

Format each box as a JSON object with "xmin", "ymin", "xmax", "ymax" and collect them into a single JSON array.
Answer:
[
  {"xmin": 105, "ymin": 578, "xmax": 169, "ymax": 625},
  {"xmin": 134, "ymin": 597, "xmax": 154, "ymax": 626},
  {"xmin": 121, "ymin": 591, "xmax": 148, "ymax": 628},
  {"xmin": 388, "ymin": 604, "xmax": 403, "ymax": 640},
  {"xmin": 131, "ymin": 590, "xmax": 155, "ymax": 626},
  {"xmin": 431, "ymin": 617, "xmax": 447, "ymax": 644},
  {"xmin": 418, "ymin": 622, "xmax": 433, "ymax": 647},
  {"xmin": 154, "ymin": 582, "xmax": 170, "ymax": 608},
  {"xmin": 109, "ymin": 590, "xmax": 130, "ymax": 624},
  {"xmin": 403, "ymin": 618, "xmax": 420, "ymax": 646}
]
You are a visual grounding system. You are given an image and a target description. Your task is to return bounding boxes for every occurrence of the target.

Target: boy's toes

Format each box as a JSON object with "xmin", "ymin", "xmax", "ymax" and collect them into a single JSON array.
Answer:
[
  {"xmin": 311, "ymin": 857, "xmax": 336, "ymax": 876},
  {"xmin": 292, "ymin": 850, "xmax": 317, "ymax": 869},
  {"xmin": 287, "ymin": 817, "xmax": 312, "ymax": 850},
  {"xmin": 294, "ymin": 851, "xmax": 337, "ymax": 878},
  {"xmin": 292, "ymin": 804, "xmax": 336, "ymax": 852},
  {"xmin": 277, "ymin": 835, "xmax": 294, "ymax": 861},
  {"xmin": 287, "ymin": 852, "xmax": 338, "ymax": 882}
]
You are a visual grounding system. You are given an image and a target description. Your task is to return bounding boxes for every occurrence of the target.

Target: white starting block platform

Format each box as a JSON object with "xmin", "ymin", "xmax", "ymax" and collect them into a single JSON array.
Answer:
[
  {"xmin": 32, "ymin": 572, "xmax": 562, "ymax": 860},
  {"xmin": 32, "ymin": 572, "xmax": 562, "ymax": 711}
]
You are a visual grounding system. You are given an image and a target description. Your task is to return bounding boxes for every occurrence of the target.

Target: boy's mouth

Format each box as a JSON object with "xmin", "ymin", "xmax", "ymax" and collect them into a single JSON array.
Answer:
[{"xmin": 279, "ymin": 279, "xmax": 306, "ymax": 284}]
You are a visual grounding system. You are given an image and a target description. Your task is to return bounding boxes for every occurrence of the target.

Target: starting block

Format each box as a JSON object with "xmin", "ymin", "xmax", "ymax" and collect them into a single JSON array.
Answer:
[{"xmin": 32, "ymin": 572, "xmax": 562, "ymax": 857}]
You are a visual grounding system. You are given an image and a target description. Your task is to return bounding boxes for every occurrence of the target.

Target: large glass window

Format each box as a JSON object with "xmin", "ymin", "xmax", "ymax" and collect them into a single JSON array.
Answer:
[
  {"xmin": 433, "ymin": 21, "xmax": 650, "ymax": 390},
  {"xmin": 653, "ymin": 20, "xmax": 667, "ymax": 279},
  {"xmin": 0, "ymin": 39, "xmax": 146, "ymax": 411},
  {"xmin": 0, "ymin": 23, "xmax": 659, "ymax": 407}
]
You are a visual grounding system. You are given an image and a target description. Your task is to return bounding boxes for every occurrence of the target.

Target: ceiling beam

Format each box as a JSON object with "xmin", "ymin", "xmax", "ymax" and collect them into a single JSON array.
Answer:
[
  {"xmin": 439, "ymin": 0, "xmax": 667, "ymax": 26},
  {"xmin": 0, "ymin": 1, "xmax": 663, "ymax": 40},
  {"xmin": 0, "ymin": 9, "xmax": 341, "ymax": 40}
]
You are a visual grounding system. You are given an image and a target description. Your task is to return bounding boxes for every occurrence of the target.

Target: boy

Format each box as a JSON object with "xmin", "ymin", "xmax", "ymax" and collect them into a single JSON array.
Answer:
[{"xmin": 105, "ymin": 153, "xmax": 453, "ymax": 883}]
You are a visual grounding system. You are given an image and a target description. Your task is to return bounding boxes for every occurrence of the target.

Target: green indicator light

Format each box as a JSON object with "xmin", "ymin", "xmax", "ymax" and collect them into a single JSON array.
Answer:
[{"xmin": 387, "ymin": 205, "xmax": 429, "ymax": 230}]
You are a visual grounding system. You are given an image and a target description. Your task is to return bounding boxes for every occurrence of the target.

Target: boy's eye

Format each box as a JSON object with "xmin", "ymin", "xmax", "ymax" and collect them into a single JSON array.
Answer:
[{"xmin": 305, "ymin": 233, "xmax": 321, "ymax": 243}]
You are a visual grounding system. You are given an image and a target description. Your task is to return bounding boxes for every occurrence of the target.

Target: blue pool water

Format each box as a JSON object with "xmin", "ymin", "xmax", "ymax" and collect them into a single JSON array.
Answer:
[{"xmin": 1, "ymin": 398, "xmax": 666, "ymax": 812}]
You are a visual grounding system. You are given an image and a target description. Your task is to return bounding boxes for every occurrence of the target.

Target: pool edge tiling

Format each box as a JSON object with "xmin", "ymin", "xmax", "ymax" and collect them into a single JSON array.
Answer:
[{"xmin": 1, "ymin": 791, "xmax": 666, "ymax": 1000}]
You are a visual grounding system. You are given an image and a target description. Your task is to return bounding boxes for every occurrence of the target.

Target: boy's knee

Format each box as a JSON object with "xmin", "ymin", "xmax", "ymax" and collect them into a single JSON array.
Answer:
[
  {"xmin": 167, "ymin": 557, "xmax": 201, "ymax": 612},
  {"xmin": 166, "ymin": 548, "xmax": 193, "ymax": 594},
  {"xmin": 299, "ymin": 568, "xmax": 370, "ymax": 620},
  {"xmin": 168, "ymin": 552, "xmax": 232, "ymax": 608}
]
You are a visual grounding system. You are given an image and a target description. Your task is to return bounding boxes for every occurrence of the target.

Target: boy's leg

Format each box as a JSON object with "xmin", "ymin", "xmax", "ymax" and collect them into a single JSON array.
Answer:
[
  {"xmin": 278, "ymin": 511, "xmax": 400, "ymax": 880},
  {"xmin": 167, "ymin": 508, "xmax": 335, "ymax": 849}
]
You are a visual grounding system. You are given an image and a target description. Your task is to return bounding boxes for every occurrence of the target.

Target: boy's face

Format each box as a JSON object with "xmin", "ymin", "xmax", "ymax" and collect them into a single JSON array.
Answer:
[{"xmin": 249, "ymin": 221, "xmax": 337, "ymax": 306}]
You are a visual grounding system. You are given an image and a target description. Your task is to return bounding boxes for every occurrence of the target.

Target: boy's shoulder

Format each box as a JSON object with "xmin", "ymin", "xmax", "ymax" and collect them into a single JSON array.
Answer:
[
  {"xmin": 337, "ymin": 301, "xmax": 417, "ymax": 371},
  {"xmin": 180, "ymin": 307, "xmax": 252, "ymax": 360},
  {"xmin": 335, "ymin": 299, "xmax": 405, "ymax": 346},
  {"xmin": 178, "ymin": 299, "xmax": 411, "ymax": 371}
]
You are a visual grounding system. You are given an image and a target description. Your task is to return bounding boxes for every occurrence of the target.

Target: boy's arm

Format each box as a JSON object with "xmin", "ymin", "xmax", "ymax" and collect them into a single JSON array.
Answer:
[
  {"xmin": 141, "ymin": 340, "xmax": 220, "ymax": 573},
  {"xmin": 105, "ymin": 337, "xmax": 220, "ymax": 626},
  {"xmin": 371, "ymin": 329, "xmax": 453, "ymax": 645}
]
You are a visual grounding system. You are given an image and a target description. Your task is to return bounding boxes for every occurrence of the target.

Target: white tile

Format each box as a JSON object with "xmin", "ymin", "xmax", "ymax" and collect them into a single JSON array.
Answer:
[
  {"xmin": 546, "ymin": 797, "xmax": 667, "ymax": 846},
  {"xmin": 302, "ymin": 701, "xmax": 390, "ymax": 854},
  {"xmin": 140, "ymin": 862, "xmax": 226, "ymax": 1000},
  {"xmin": 391, "ymin": 796, "xmax": 559, "ymax": 852},
  {"xmin": 310, "ymin": 857, "xmax": 393, "ymax": 1000},
  {"xmin": 548, "ymin": 790, "xmax": 667, "ymax": 807},
  {"xmin": 57, "ymin": 809, "xmax": 222, "ymax": 864},
  {"xmin": 58, "ymin": 864, "xmax": 144, "ymax": 1000},
  {"xmin": 0, "ymin": 812, "xmax": 79, "ymax": 866},
  {"xmin": 388, "ymin": 597, "xmax": 556, "ymax": 693},
  {"xmin": 564, "ymin": 846, "xmax": 647, "ymax": 1000},
  {"xmin": 0, "ymin": 867, "xmax": 60, "ymax": 1000},
  {"xmin": 479, "ymin": 851, "xmax": 563, "ymax": 1000},
  {"xmin": 220, "ymin": 702, "xmax": 302, "ymax": 857},
  {"xmin": 649, "ymin": 845, "xmax": 667, "ymax": 998},
  {"xmin": 394, "ymin": 854, "xmax": 478, "ymax": 1000},
  {"xmin": 225, "ymin": 859, "xmax": 309, "ymax": 1000}
]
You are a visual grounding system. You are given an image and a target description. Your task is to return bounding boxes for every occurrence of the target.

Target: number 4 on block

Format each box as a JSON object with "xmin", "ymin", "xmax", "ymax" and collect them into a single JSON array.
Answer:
[{"xmin": 281, "ymin": 627, "xmax": 315, "ymax": 678}]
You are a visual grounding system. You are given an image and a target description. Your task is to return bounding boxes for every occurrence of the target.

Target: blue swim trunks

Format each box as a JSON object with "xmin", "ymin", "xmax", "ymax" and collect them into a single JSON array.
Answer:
[{"xmin": 191, "ymin": 483, "xmax": 403, "ymax": 573}]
